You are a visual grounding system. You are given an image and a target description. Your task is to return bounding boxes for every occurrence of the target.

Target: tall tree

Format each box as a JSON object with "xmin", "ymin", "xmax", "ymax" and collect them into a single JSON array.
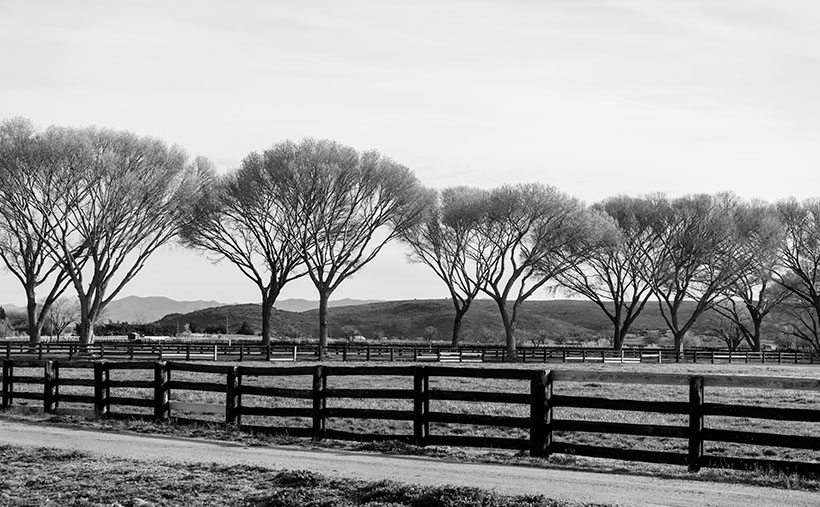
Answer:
[
  {"xmin": 469, "ymin": 183, "xmax": 604, "ymax": 358},
  {"xmin": 28, "ymin": 126, "xmax": 206, "ymax": 344},
  {"xmin": 401, "ymin": 187, "xmax": 486, "ymax": 346},
  {"xmin": 0, "ymin": 117, "xmax": 76, "ymax": 345},
  {"xmin": 712, "ymin": 200, "xmax": 787, "ymax": 351},
  {"xmin": 181, "ymin": 157, "xmax": 306, "ymax": 345},
  {"xmin": 648, "ymin": 194, "xmax": 747, "ymax": 354},
  {"xmin": 556, "ymin": 195, "xmax": 655, "ymax": 350},
  {"xmin": 775, "ymin": 198, "xmax": 820, "ymax": 351},
  {"xmin": 260, "ymin": 139, "xmax": 429, "ymax": 360}
]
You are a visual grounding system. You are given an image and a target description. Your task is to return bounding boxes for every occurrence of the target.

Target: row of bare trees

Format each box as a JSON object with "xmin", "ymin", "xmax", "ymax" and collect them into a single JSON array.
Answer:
[
  {"xmin": 0, "ymin": 120, "xmax": 429, "ymax": 361},
  {"xmin": 404, "ymin": 190, "xmax": 820, "ymax": 354},
  {"xmin": 2, "ymin": 117, "xmax": 820, "ymax": 357}
]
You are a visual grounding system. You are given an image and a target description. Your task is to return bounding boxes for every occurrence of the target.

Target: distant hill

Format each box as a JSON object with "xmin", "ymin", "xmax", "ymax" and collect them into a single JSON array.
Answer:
[
  {"xmin": 0, "ymin": 303, "xmax": 24, "ymax": 315},
  {"xmin": 273, "ymin": 298, "xmax": 383, "ymax": 313},
  {"xmin": 102, "ymin": 296, "xmax": 225, "ymax": 323},
  {"xmin": 152, "ymin": 298, "xmax": 721, "ymax": 346},
  {"xmin": 155, "ymin": 304, "xmax": 317, "ymax": 335}
]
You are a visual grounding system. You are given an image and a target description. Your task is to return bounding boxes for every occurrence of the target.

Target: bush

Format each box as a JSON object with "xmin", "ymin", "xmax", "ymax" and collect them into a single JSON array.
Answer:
[{"xmin": 235, "ymin": 321, "xmax": 255, "ymax": 335}]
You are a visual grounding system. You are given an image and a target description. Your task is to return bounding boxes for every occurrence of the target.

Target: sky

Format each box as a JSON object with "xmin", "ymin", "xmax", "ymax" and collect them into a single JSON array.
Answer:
[{"xmin": 1, "ymin": 0, "xmax": 819, "ymax": 305}]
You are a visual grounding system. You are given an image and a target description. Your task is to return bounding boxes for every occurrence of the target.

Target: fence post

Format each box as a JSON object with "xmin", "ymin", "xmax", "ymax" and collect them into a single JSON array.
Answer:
[
  {"xmin": 2, "ymin": 360, "xmax": 12, "ymax": 410},
  {"xmin": 413, "ymin": 366, "xmax": 429, "ymax": 446},
  {"xmin": 530, "ymin": 370, "xmax": 551, "ymax": 457},
  {"xmin": 44, "ymin": 360, "xmax": 59, "ymax": 413},
  {"xmin": 226, "ymin": 365, "xmax": 241, "ymax": 425},
  {"xmin": 688, "ymin": 376, "xmax": 704, "ymax": 472},
  {"xmin": 5, "ymin": 343, "xmax": 9, "ymax": 360},
  {"xmin": 265, "ymin": 344, "xmax": 271, "ymax": 361},
  {"xmin": 312, "ymin": 365, "xmax": 326, "ymax": 439},
  {"xmin": 154, "ymin": 361, "xmax": 170, "ymax": 421},
  {"xmin": 94, "ymin": 362, "xmax": 110, "ymax": 417}
]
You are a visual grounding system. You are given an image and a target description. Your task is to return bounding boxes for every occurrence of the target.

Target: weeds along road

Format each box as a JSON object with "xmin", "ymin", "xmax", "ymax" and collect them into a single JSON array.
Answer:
[{"xmin": 0, "ymin": 419, "xmax": 815, "ymax": 507}]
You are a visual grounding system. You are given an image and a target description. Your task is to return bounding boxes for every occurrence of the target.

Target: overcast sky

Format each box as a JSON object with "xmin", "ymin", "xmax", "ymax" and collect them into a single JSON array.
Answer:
[{"xmin": 1, "ymin": 0, "xmax": 819, "ymax": 305}]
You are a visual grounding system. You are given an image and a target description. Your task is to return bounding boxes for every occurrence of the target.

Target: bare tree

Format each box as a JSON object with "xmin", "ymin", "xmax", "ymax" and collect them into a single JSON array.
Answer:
[
  {"xmin": 181, "ymin": 157, "xmax": 306, "ymax": 345},
  {"xmin": 263, "ymin": 139, "xmax": 429, "ymax": 360},
  {"xmin": 401, "ymin": 187, "xmax": 486, "ymax": 346},
  {"xmin": 705, "ymin": 313, "xmax": 745, "ymax": 351},
  {"xmin": 28, "ymin": 126, "xmax": 206, "ymax": 344},
  {"xmin": 469, "ymin": 183, "xmax": 605, "ymax": 358},
  {"xmin": 45, "ymin": 296, "xmax": 80, "ymax": 340},
  {"xmin": 648, "ymin": 194, "xmax": 748, "ymax": 354},
  {"xmin": 712, "ymin": 200, "xmax": 787, "ymax": 351},
  {"xmin": 0, "ymin": 117, "xmax": 76, "ymax": 345},
  {"xmin": 556, "ymin": 195, "xmax": 655, "ymax": 350},
  {"xmin": 775, "ymin": 198, "xmax": 820, "ymax": 352}
]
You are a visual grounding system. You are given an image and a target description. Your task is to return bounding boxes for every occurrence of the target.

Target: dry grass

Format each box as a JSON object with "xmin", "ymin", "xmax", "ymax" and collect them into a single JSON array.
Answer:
[{"xmin": 0, "ymin": 445, "xmax": 610, "ymax": 507}]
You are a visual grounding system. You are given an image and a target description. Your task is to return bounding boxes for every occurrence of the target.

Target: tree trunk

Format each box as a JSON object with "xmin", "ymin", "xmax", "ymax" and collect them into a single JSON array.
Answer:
[
  {"xmin": 261, "ymin": 295, "xmax": 273, "ymax": 346},
  {"xmin": 318, "ymin": 289, "xmax": 329, "ymax": 361},
  {"xmin": 612, "ymin": 320, "xmax": 623, "ymax": 350},
  {"xmin": 495, "ymin": 299, "xmax": 518, "ymax": 360},
  {"xmin": 78, "ymin": 318, "xmax": 95, "ymax": 346},
  {"xmin": 450, "ymin": 299, "xmax": 471, "ymax": 347},
  {"xmin": 25, "ymin": 293, "xmax": 41, "ymax": 346},
  {"xmin": 673, "ymin": 331, "xmax": 685, "ymax": 355},
  {"xmin": 750, "ymin": 313, "xmax": 763, "ymax": 352},
  {"xmin": 78, "ymin": 297, "xmax": 95, "ymax": 346},
  {"xmin": 450, "ymin": 312, "xmax": 464, "ymax": 347}
]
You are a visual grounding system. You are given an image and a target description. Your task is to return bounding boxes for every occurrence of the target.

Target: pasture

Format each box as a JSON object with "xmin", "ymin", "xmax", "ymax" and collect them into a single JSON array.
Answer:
[{"xmin": 3, "ymin": 359, "xmax": 819, "ymax": 479}]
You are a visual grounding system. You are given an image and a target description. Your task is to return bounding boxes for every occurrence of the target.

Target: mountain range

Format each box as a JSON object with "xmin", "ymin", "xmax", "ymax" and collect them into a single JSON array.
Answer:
[{"xmin": 1, "ymin": 296, "xmax": 383, "ymax": 324}]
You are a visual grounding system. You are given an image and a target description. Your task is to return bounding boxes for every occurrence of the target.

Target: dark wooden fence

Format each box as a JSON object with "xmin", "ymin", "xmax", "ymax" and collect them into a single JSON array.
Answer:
[
  {"xmin": 2, "ymin": 341, "xmax": 818, "ymax": 365},
  {"xmin": 4, "ymin": 360, "xmax": 820, "ymax": 474}
]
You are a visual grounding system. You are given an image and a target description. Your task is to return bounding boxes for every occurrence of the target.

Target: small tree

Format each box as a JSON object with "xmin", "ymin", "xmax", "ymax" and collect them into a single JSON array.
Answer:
[
  {"xmin": 424, "ymin": 325, "xmax": 437, "ymax": 346},
  {"xmin": 236, "ymin": 321, "xmax": 255, "ymax": 335},
  {"xmin": 706, "ymin": 314, "xmax": 745, "ymax": 351},
  {"xmin": 341, "ymin": 325, "xmax": 360, "ymax": 343},
  {"xmin": 45, "ymin": 297, "xmax": 79, "ymax": 340}
]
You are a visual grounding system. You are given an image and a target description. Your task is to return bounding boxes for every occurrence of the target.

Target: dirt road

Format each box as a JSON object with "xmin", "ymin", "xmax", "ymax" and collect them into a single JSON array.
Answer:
[{"xmin": 0, "ymin": 419, "xmax": 815, "ymax": 507}]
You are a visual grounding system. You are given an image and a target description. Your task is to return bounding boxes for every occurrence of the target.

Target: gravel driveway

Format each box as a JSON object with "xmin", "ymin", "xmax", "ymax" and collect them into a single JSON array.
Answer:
[{"xmin": 0, "ymin": 419, "xmax": 815, "ymax": 507}]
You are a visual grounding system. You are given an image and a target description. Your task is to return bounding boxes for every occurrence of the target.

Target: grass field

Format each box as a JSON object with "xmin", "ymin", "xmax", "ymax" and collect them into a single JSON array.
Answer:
[
  {"xmin": 5, "ymin": 361, "xmax": 820, "ymax": 487},
  {"xmin": 0, "ymin": 445, "xmax": 606, "ymax": 507}
]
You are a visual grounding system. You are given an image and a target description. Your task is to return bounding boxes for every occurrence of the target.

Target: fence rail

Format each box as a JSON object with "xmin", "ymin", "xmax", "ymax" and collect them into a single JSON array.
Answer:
[
  {"xmin": 2, "ymin": 341, "xmax": 818, "ymax": 365},
  {"xmin": 2, "ymin": 359, "xmax": 819, "ymax": 475}
]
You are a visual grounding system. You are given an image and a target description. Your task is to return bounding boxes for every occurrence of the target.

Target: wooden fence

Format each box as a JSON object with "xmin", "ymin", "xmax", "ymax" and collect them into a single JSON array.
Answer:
[
  {"xmin": 2, "ymin": 359, "xmax": 819, "ymax": 474},
  {"xmin": 2, "ymin": 341, "xmax": 818, "ymax": 365}
]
